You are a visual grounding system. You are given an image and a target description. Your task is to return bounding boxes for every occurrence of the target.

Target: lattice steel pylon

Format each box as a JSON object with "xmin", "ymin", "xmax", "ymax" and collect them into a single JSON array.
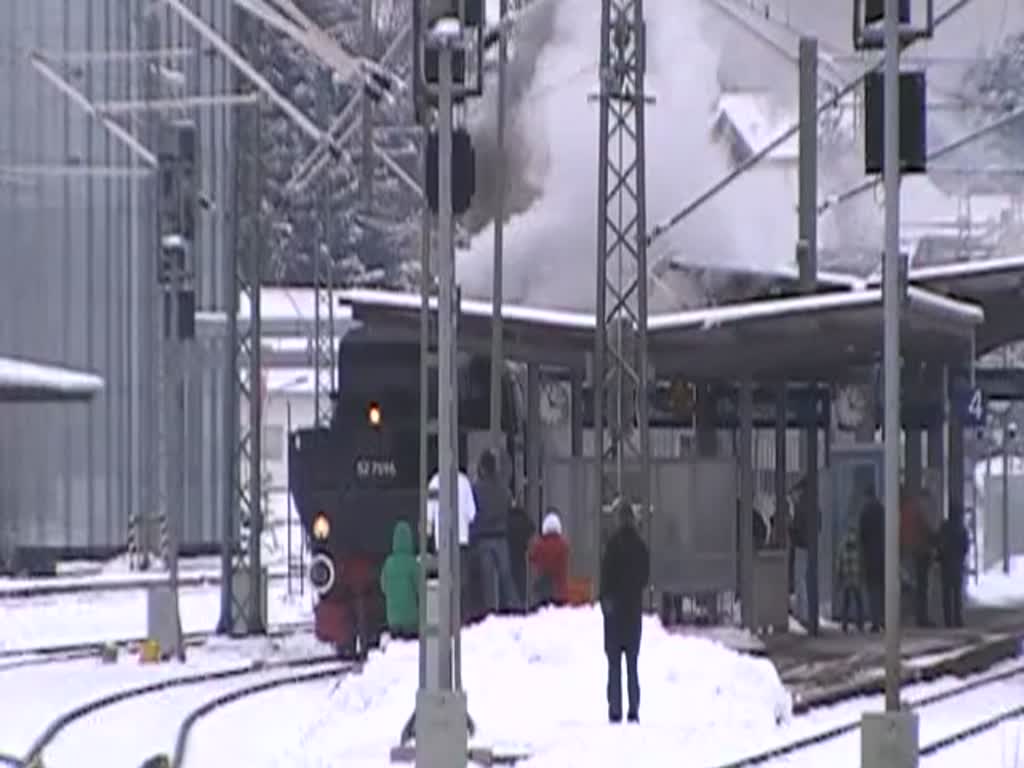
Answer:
[
  {"xmin": 313, "ymin": 67, "xmax": 336, "ymax": 428},
  {"xmin": 593, "ymin": 0, "xmax": 651, "ymax": 579},
  {"xmin": 218, "ymin": 9, "xmax": 265, "ymax": 636}
]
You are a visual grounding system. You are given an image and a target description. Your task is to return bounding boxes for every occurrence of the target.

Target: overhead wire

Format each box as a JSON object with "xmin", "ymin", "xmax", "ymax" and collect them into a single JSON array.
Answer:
[
  {"xmin": 646, "ymin": 0, "xmax": 980, "ymax": 249},
  {"xmin": 819, "ymin": 101, "xmax": 1024, "ymax": 213}
]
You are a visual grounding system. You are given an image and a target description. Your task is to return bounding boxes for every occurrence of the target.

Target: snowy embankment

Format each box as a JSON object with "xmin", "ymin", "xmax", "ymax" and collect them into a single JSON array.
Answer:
[{"xmin": 280, "ymin": 605, "xmax": 792, "ymax": 767}]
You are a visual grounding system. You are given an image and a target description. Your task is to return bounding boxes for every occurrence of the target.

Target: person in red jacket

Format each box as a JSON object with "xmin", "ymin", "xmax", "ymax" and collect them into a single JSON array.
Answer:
[{"xmin": 528, "ymin": 511, "xmax": 570, "ymax": 607}]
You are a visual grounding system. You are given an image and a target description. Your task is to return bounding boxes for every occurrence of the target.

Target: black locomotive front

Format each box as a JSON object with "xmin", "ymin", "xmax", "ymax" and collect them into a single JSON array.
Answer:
[{"xmin": 288, "ymin": 330, "xmax": 518, "ymax": 652}]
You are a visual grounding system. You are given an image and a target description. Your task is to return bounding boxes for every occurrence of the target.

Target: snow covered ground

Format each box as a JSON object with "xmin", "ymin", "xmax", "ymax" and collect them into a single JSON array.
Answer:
[
  {"xmin": 923, "ymin": 718, "xmax": 1024, "ymax": 768},
  {"xmin": 0, "ymin": 581, "xmax": 314, "ymax": 653},
  {"xmin": 969, "ymin": 556, "xmax": 1024, "ymax": 608},
  {"xmin": 0, "ymin": 632, "xmax": 331, "ymax": 761},
  {"xmin": 1, "ymin": 598, "xmax": 1022, "ymax": 767}
]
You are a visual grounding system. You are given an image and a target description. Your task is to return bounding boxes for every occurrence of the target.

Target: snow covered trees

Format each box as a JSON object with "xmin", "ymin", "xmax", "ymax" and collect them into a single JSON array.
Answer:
[
  {"xmin": 239, "ymin": 0, "xmax": 421, "ymax": 287},
  {"xmin": 962, "ymin": 32, "xmax": 1024, "ymax": 160}
]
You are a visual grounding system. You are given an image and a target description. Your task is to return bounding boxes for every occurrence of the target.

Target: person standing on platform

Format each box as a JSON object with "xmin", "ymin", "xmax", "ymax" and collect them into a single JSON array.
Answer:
[
  {"xmin": 600, "ymin": 497, "xmax": 650, "ymax": 724},
  {"xmin": 859, "ymin": 491, "xmax": 885, "ymax": 632},
  {"xmin": 789, "ymin": 478, "xmax": 813, "ymax": 622},
  {"xmin": 835, "ymin": 511, "xmax": 864, "ymax": 632},
  {"xmin": 528, "ymin": 510, "xmax": 570, "ymax": 607},
  {"xmin": 901, "ymin": 488, "xmax": 936, "ymax": 627},
  {"xmin": 426, "ymin": 464, "xmax": 478, "ymax": 623},
  {"xmin": 938, "ymin": 506, "xmax": 969, "ymax": 628},
  {"xmin": 380, "ymin": 520, "xmax": 419, "ymax": 640},
  {"xmin": 471, "ymin": 450, "xmax": 522, "ymax": 615},
  {"xmin": 507, "ymin": 501, "xmax": 535, "ymax": 609}
]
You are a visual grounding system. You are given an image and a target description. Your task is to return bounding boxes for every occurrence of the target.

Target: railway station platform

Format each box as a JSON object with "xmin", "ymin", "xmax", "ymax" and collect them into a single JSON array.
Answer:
[{"xmin": 678, "ymin": 601, "xmax": 1024, "ymax": 712}]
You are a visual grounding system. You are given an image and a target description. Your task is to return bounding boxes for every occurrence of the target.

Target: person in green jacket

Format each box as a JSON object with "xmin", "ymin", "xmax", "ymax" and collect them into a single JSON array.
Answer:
[{"xmin": 380, "ymin": 520, "xmax": 419, "ymax": 639}]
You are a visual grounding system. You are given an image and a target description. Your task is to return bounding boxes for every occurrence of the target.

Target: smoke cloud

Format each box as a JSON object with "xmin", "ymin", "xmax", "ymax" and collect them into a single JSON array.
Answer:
[{"xmin": 455, "ymin": 0, "xmax": 804, "ymax": 312}]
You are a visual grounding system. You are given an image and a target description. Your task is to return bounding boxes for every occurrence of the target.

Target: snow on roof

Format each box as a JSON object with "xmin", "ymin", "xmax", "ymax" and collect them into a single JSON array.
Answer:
[
  {"xmin": 264, "ymin": 368, "xmax": 316, "ymax": 395},
  {"xmin": 649, "ymin": 285, "xmax": 984, "ymax": 333},
  {"xmin": 715, "ymin": 92, "xmax": 799, "ymax": 161},
  {"xmin": 908, "ymin": 253, "xmax": 1024, "ymax": 283},
  {"xmin": 338, "ymin": 288, "xmax": 597, "ymax": 331},
  {"xmin": 238, "ymin": 287, "xmax": 355, "ymax": 321},
  {"xmin": 0, "ymin": 356, "xmax": 104, "ymax": 401}
]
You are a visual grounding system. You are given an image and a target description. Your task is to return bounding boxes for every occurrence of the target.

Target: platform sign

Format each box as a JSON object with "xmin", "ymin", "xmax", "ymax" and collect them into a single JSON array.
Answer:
[{"xmin": 956, "ymin": 385, "xmax": 986, "ymax": 427}]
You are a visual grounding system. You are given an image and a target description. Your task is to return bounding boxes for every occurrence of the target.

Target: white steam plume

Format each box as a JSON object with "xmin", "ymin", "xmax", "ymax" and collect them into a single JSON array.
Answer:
[{"xmin": 456, "ymin": 0, "xmax": 801, "ymax": 312}]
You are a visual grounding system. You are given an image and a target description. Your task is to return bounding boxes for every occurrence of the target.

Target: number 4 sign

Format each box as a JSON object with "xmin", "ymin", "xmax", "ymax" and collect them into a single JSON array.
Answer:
[{"xmin": 961, "ymin": 386, "xmax": 985, "ymax": 427}]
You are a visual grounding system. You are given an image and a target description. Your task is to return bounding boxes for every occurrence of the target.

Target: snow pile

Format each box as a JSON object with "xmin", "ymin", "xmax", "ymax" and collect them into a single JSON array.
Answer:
[
  {"xmin": 970, "ymin": 555, "xmax": 1024, "ymax": 608},
  {"xmin": 287, "ymin": 606, "xmax": 792, "ymax": 767}
]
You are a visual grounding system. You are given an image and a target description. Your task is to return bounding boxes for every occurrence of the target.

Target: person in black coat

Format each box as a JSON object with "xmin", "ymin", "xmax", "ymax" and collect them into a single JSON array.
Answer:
[
  {"xmin": 600, "ymin": 497, "xmax": 651, "ymax": 724},
  {"xmin": 938, "ymin": 508, "xmax": 969, "ymax": 628},
  {"xmin": 859, "ymin": 493, "xmax": 885, "ymax": 632}
]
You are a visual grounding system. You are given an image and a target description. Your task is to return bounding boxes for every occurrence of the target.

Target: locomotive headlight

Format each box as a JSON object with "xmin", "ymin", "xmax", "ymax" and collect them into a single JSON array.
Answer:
[
  {"xmin": 367, "ymin": 401, "xmax": 382, "ymax": 428},
  {"xmin": 312, "ymin": 512, "xmax": 330, "ymax": 541}
]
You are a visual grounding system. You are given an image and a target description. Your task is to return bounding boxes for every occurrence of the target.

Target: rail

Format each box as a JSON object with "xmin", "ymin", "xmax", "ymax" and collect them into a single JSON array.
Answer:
[
  {"xmin": 0, "ymin": 620, "xmax": 312, "ymax": 669},
  {"xmin": 169, "ymin": 662, "xmax": 356, "ymax": 768},
  {"xmin": 712, "ymin": 660, "xmax": 1024, "ymax": 767},
  {"xmin": 0, "ymin": 567, "xmax": 293, "ymax": 599},
  {"xmin": 15, "ymin": 653, "xmax": 344, "ymax": 768}
]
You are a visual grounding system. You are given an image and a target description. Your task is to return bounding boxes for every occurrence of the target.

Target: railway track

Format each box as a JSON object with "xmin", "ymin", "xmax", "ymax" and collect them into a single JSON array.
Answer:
[
  {"xmin": 919, "ymin": 704, "xmax": 1024, "ymax": 761},
  {"xmin": 0, "ymin": 620, "xmax": 313, "ymax": 671},
  {"xmin": 168, "ymin": 661, "xmax": 358, "ymax": 768},
  {"xmin": 8, "ymin": 652, "xmax": 351, "ymax": 768},
  {"xmin": 712, "ymin": 660, "xmax": 1024, "ymax": 767}
]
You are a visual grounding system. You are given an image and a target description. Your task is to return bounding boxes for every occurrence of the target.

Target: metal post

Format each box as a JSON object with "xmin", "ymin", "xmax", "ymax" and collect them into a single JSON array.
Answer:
[
  {"xmin": 436, "ymin": 42, "xmax": 455, "ymax": 695},
  {"xmin": 594, "ymin": 0, "xmax": 651, "ymax": 590},
  {"xmin": 881, "ymin": 0, "xmax": 903, "ymax": 714},
  {"xmin": 489, "ymin": 0, "xmax": 508, "ymax": 454},
  {"xmin": 774, "ymin": 383, "xmax": 788, "ymax": 548},
  {"xmin": 526, "ymin": 364, "xmax": 541, "ymax": 529},
  {"xmin": 739, "ymin": 378, "xmax": 755, "ymax": 629},
  {"xmin": 286, "ymin": 399, "xmax": 293, "ymax": 595},
  {"xmin": 412, "ymin": 38, "xmax": 469, "ymax": 768},
  {"xmin": 1003, "ymin": 414, "xmax": 1011, "ymax": 574},
  {"xmin": 798, "ymin": 37, "xmax": 819, "ymax": 636},
  {"xmin": 418, "ymin": 129, "xmax": 431, "ymax": 693}
]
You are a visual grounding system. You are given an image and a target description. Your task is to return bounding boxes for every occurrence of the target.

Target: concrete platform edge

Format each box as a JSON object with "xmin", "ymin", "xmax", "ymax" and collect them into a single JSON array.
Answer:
[{"xmin": 792, "ymin": 631, "xmax": 1024, "ymax": 714}]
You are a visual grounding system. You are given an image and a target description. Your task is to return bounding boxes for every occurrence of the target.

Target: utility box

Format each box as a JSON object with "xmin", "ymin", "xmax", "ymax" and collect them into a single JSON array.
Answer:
[
  {"xmin": 229, "ymin": 566, "xmax": 269, "ymax": 635},
  {"xmin": 752, "ymin": 550, "xmax": 789, "ymax": 633},
  {"xmin": 146, "ymin": 583, "xmax": 180, "ymax": 659}
]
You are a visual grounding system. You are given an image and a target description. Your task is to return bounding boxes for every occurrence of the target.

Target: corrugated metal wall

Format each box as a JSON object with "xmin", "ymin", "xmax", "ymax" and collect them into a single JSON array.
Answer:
[{"xmin": 0, "ymin": 0, "xmax": 235, "ymax": 560}]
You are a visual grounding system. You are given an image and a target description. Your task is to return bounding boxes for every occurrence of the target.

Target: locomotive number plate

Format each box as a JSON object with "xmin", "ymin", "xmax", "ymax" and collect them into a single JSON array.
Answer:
[{"xmin": 354, "ymin": 458, "xmax": 398, "ymax": 481}]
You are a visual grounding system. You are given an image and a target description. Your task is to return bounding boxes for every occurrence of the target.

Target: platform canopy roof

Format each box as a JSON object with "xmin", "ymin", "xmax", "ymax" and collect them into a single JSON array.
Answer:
[
  {"xmin": 337, "ymin": 284, "xmax": 985, "ymax": 381},
  {"xmin": 874, "ymin": 254, "xmax": 1024, "ymax": 352},
  {"xmin": 0, "ymin": 357, "xmax": 104, "ymax": 402}
]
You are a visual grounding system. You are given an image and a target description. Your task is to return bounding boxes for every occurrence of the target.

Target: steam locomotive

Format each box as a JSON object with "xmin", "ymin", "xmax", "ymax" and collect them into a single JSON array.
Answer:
[{"xmin": 288, "ymin": 327, "xmax": 520, "ymax": 655}]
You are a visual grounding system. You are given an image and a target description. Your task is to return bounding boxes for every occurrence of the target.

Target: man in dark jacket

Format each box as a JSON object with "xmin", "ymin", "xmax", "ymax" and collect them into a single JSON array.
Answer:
[
  {"xmin": 600, "ymin": 497, "xmax": 650, "ymax": 724},
  {"xmin": 471, "ymin": 450, "xmax": 522, "ymax": 615},
  {"xmin": 859, "ymin": 493, "xmax": 885, "ymax": 632},
  {"xmin": 507, "ymin": 503, "xmax": 535, "ymax": 608},
  {"xmin": 938, "ymin": 508, "xmax": 969, "ymax": 628}
]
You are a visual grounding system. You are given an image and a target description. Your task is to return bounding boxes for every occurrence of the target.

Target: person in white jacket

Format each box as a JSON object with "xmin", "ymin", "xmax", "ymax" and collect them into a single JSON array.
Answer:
[{"xmin": 426, "ymin": 466, "xmax": 478, "ymax": 622}]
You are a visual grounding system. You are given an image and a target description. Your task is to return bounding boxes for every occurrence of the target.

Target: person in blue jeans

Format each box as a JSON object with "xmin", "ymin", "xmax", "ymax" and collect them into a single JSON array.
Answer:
[{"xmin": 471, "ymin": 450, "xmax": 522, "ymax": 615}]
